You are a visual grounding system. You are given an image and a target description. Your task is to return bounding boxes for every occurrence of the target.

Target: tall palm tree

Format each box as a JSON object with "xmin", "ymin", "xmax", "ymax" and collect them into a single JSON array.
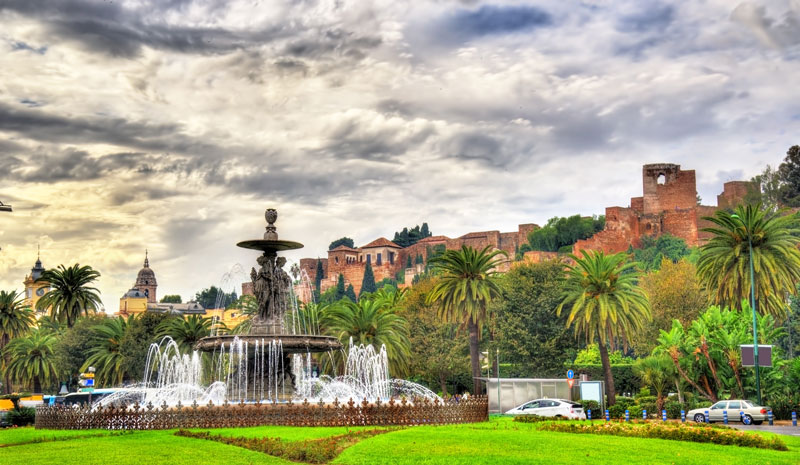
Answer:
[
  {"xmin": 557, "ymin": 250, "xmax": 651, "ymax": 405},
  {"xmin": 426, "ymin": 245, "xmax": 507, "ymax": 395},
  {"xmin": 3, "ymin": 329, "xmax": 59, "ymax": 393},
  {"xmin": 36, "ymin": 264, "xmax": 102, "ymax": 327},
  {"xmin": 322, "ymin": 297, "xmax": 410, "ymax": 376},
  {"xmin": 157, "ymin": 315, "xmax": 214, "ymax": 353},
  {"xmin": 0, "ymin": 290, "xmax": 35, "ymax": 393},
  {"xmin": 698, "ymin": 203, "xmax": 800, "ymax": 318},
  {"xmin": 83, "ymin": 316, "xmax": 132, "ymax": 386}
]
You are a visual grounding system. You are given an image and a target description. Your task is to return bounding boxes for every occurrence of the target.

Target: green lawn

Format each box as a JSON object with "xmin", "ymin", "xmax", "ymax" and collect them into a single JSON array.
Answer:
[{"xmin": 2, "ymin": 417, "xmax": 799, "ymax": 465}]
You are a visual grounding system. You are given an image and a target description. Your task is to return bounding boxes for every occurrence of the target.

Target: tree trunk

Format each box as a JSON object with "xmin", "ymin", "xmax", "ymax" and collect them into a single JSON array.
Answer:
[
  {"xmin": 675, "ymin": 379, "xmax": 684, "ymax": 404},
  {"xmin": 439, "ymin": 372, "xmax": 449, "ymax": 398},
  {"xmin": 33, "ymin": 375, "xmax": 41, "ymax": 394},
  {"xmin": 700, "ymin": 340, "xmax": 722, "ymax": 398},
  {"xmin": 490, "ymin": 329, "xmax": 498, "ymax": 378},
  {"xmin": 468, "ymin": 318, "xmax": 482, "ymax": 395},
  {"xmin": 669, "ymin": 350, "xmax": 716, "ymax": 402},
  {"xmin": 598, "ymin": 342, "xmax": 616, "ymax": 405},
  {"xmin": 1, "ymin": 333, "xmax": 10, "ymax": 394},
  {"xmin": 700, "ymin": 375, "xmax": 718, "ymax": 402}
]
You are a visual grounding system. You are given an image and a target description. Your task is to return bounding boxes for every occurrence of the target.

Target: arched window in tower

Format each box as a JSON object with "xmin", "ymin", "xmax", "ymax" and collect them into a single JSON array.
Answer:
[
  {"xmin": 145, "ymin": 289, "xmax": 149, "ymax": 298},
  {"xmin": 657, "ymin": 173, "xmax": 666, "ymax": 185}
]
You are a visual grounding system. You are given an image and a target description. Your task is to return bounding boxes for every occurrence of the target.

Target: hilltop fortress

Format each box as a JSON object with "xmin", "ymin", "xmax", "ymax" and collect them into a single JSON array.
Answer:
[{"xmin": 296, "ymin": 163, "xmax": 755, "ymax": 298}]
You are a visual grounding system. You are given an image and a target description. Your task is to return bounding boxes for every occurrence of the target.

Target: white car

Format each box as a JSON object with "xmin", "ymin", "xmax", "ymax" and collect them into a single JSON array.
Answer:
[{"xmin": 505, "ymin": 399, "xmax": 586, "ymax": 419}]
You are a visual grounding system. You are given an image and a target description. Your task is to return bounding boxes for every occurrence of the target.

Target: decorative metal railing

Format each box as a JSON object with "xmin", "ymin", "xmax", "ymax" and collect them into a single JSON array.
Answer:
[{"xmin": 35, "ymin": 396, "xmax": 488, "ymax": 430}]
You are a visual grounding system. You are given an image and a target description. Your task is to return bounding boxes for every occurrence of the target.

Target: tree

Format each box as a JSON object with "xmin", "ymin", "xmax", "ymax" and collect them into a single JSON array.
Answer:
[
  {"xmin": 335, "ymin": 274, "xmax": 346, "ymax": 301},
  {"xmin": 328, "ymin": 237, "xmax": 355, "ymax": 250},
  {"xmin": 194, "ymin": 286, "xmax": 236, "ymax": 310},
  {"xmin": 160, "ymin": 295, "xmax": 182, "ymax": 304},
  {"xmin": 406, "ymin": 255, "xmax": 413, "ymax": 269},
  {"xmin": 779, "ymin": 145, "xmax": 800, "ymax": 207},
  {"xmin": 0, "ymin": 290, "xmax": 35, "ymax": 393},
  {"xmin": 314, "ymin": 259, "xmax": 324, "ymax": 294},
  {"xmin": 494, "ymin": 261, "xmax": 578, "ymax": 377},
  {"xmin": 321, "ymin": 296, "xmax": 411, "ymax": 376},
  {"xmin": 344, "ymin": 284, "xmax": 357, "ymax": 303},
  {"xmin": 697, "ymin": 203, "xmax": 800, "ymax": 318},
  {"xmin": 36, "ymin": 264, "xmax": 101, "ymax": 328},
  {"xmin": 527, "ymin": 215, "xmax": 605, "ymax": 253},
  {"xmin": 557, "ymin": 250, "xmax": 651, "ymax": 405},
  {"xmin": 83, "ymin": 316, "xmax": 132, "ymax": 387},
  {"xmin": 360, "ymin": 261, "xmax": 377, "ymax": 297},
  {"xmin": 52, "ymin": 314, "xmax": 108, "ymax": 390},
  {"xmin": 426, "ymin": 245, "xmax": 507, "ymax": 395},
  {"xmin": 157, "ymin": 315, "xmax": 214, "ymax": 353},
  {"xmin": 634, "ymin": 259, "xmax": 707, "ymax": 355},
  {"xmin": 396, "ymin": 277, "xmax": 470, "ymax": 396},
  {"xmin": 392, "ymin": 223, "xmax": 433, "ymax": 247},
  {"xmin": 633, "ymin": 355, "xmax": 675, "ymax": 412},
  {"xmin": 748, "ymin": 164, "xmax": 783, "ymax": 211},
  {"xmin": 119, "ymin": 312, "xmax": 173, "ymax": 381},
  {"xmin": 629, "ymin": 234, "xmax": 691, "ymax": 271},
  {"xmin": 3, "ymin": 329, "xmax": 59, "ymax": 393}
]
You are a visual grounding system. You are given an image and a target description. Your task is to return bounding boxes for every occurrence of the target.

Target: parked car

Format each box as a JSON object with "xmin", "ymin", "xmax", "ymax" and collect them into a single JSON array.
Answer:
[
  {"xmin": 505, "ymin": 399, "xmax": 586, "ymax": 419},
  {"xmin": 687, "ymin": 400, "xmax": 772, "ymax": 425}
]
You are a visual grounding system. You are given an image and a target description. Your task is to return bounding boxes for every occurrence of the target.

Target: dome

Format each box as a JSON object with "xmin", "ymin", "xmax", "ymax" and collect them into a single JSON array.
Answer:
[{"xmin": 135, "ymin": 252, "xmax": 157, "ymax": 287}]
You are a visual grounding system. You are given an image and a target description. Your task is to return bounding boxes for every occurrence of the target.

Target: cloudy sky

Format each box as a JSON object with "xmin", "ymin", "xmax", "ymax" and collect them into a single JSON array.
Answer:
[{"xmin": 0, "ymin": 0, "xmax": 799, "ymax": 310}]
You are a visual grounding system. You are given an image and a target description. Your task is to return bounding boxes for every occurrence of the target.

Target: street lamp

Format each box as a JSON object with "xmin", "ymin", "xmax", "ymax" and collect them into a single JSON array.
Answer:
[
  {"xmin": 731, "ymin": 213, "xmax": 762, "ymax": 405},
  {"xmin": 0, "ymin": 201, "xmax": 11, "ymax": 212}
]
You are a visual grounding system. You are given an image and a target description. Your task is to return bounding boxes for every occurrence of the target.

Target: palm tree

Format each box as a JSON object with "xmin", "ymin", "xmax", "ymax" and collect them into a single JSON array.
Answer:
[
  {"xmin": 157, "ymin": 315, "xmax": 214, "ymax": 353},
  {"xmin": 3, "ymin": 329, "xmax": 59, "ymax": 393},
  {"xmin": 698, "ymin": 203, "xmax": 800, "ymax": 318},
  {"xmin": 557, "ymin": 250, "xmax": 650, "ymax": 405},
  {"xmin": 426, "ymin": 245, "xmax": 507, "ymax": 395},
  {"xmin": 321, "ymin": 297, "xmax": 411, "ymax": 376},
  {"xmin": 36, "ymin": 264, "xmax": 102, "ymax": 327},
  {"xmin": 0, "ymin": 290, "xmax": 35, "ymax": 393},
  {"xmin": 83, "ymin": 316, "xmax": 132, "ymax": 386},
  {"xmin": 655, "ymin": 321, "xmax": 717, "ymax": 402},
  {"xmin": 633, "ymin": 355, "xmax": 674, "ymax": 412}
]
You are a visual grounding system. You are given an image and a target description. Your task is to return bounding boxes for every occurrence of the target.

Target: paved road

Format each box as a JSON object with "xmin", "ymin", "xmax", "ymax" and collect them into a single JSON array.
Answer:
[{"xmin": 729, "ymin": 424, "xmax": 800, "ymax": 436}]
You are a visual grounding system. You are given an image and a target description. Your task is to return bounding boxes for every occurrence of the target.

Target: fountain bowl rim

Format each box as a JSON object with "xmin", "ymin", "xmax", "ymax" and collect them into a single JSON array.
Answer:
[{"xmin": 236, "ymin": 240, "xmax": 304, "ymax": 252}]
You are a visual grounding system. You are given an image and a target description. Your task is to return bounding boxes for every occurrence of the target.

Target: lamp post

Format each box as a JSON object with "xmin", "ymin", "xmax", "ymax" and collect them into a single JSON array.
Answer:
[
  {"xmin": 732, "ymin": 213, "xmax": 762, "ymax": 405},
  {"xmin": 0, "ymin": 201, "xmax": 11, "ymax": 212}
]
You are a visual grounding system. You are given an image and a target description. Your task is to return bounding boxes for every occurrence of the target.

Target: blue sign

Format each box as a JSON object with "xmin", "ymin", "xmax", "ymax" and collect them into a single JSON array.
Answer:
[
  {"xmin": 566, "ymin": 369, "xmax": 574, "ymax": 380},
  {"xmin": 85, "ymin": 379, "xmax": 94, "ymax": 387}
]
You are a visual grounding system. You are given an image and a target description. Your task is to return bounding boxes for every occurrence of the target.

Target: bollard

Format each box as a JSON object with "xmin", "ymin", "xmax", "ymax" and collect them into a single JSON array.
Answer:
[
  {"xmin": 642, "ymin": 409, "xmax": 647, "ymax": 420},
  {"xmin": 605, "ymin": 409, "xmax": 609, "ymax": 422},
  {"xmin": 768, "ymin": 411, "xmax": 774, "ymax": 426},
  {"xmin": 792, "ymin": 411, "xmax": 797, "ymax": 427},
  {"xmin": 740, "ymin": 411, "xmax": 745, "ymax": 424},
  {"xmin": 704, "ymin": 410, "xmax": 710, "ymax": 423},
  {"xmin": 587, "ymin": 409, "xmax": 592, "ymax": 421},
  {"xmin": 625, "ymin": 409, "xmax": 630, "ymax": 422},
  {"xmin": 681, "ymin": 410, "xmax": 686, "ymax": 423},
  {"xmin": 723, "ymin": 410, "xmax": 728, "ymax": 425},
  {"xmin": 662, "ymin": 410, "xmax": 667, "ymax": 422}
]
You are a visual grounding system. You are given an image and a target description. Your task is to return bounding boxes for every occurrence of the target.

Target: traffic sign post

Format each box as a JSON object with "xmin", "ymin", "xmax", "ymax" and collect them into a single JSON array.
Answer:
[{"xmin": 566, "ymin": 369, "xmax": 575, "ymax": 388}]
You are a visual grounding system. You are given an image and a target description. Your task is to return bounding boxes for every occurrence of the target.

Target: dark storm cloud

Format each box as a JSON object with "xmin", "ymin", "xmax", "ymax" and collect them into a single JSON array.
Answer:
[
  {"xmin": 731, "ymin": 3, "xmax": 800, "ymax": 49},
  {"xmin": 0, "ymin": 0, "xmax": 288, "ymax": 58},
  {"xmin": 0, "ymin": 102, "xmax": 227, "ymax": 157},
  {"xmin": 438, "ymin": 5, "xmax": 553, "ymax": 44},
  {"xmin": 315, "ymin": 115, "xmax": 435, "ymax": 162},
  {"xmin": 0, "ymin": 149, "xmax": 166, "ymax": 182},
  {"xmin": 10, "ymin": 40, "xmax": 47, "ymax": 54}
]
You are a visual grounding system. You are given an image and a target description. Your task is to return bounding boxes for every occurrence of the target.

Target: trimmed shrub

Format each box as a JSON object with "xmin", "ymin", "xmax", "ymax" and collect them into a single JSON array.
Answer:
[{"xmin": 7, "ymin": 407, "xmax": 35, "ymax": 426}]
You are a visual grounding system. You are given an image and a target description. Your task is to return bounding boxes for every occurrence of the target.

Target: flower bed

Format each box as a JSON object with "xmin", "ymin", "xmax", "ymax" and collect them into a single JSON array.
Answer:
[{"xmin": 536, "ymin": 421, "xmax": 788, "ymax": 451}]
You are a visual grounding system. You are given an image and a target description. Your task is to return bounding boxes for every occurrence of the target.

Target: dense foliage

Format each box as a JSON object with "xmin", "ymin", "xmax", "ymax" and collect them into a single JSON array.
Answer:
[
  {"xmin": 392, "ymin": 223, "xmax": 432, "ymax": 247},
  {"xmin": 328, "ymin": 237, "xmax": 355, "ymax": 250},
  {"xmin": 523, "ymin": 215, "xmax": 605, "ymax": 253},
  {"xmin": 629, "ymin": 234, "xmax": 691, "ymax": 271},
  {"xmin": 160, "ymin": 295, "xmax": 182, "ymax": 303},
  {"xmin": 36, "ymin": 264, "xmax": 101, "ymax": 328},
  {"xmin": 194, "ymin": 286, "xmax": 237, "ymax": 310}
]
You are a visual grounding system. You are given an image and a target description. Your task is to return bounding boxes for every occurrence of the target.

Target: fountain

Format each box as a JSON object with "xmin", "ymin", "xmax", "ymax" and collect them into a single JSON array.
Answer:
[
  {"xmin": 193, "ymin": 208, "xmax": 341, "ymax": 401},
  {"xmin": 35, "ymin": 208, "xmax": 488, "ymax": 429}
]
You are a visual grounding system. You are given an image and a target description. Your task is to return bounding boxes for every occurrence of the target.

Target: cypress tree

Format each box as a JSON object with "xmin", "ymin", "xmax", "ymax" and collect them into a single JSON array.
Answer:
[
  {"xmin": 335, "ymin": 273, "xmax": 346, "ymax": 301},
  {"xmin": 406, "ymin": 255, "xmax": 413, "ymax": 268},
  {"xmin": 314, "ymin": 259, "xmax": 324, "ymax": 292},
  {"xmin": 420, "ymin": 222, "xmax": 430, "ymax": 238},
  {"xmin": 360, "ymin": 261, "xmax": 377, "ymax": 297},
  {"xmin": 345, "ymin": 284, "xmax": 357, "ymax": 302}
]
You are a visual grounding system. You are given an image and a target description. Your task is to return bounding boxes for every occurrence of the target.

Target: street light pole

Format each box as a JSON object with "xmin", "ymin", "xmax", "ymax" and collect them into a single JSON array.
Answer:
[
  {"xmin": 747, "ymin": 234, "xmax": 762, "ymax": 406},
  {"xmin": 733, "ymin": 212, "xmax": 762, "ymax": 405}
]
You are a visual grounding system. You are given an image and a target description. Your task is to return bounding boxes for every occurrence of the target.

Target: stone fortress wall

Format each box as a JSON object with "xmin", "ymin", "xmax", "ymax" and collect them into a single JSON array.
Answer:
[{"xmin": 296, "ymin": 163, "xmax": 756, "ymax": 299}]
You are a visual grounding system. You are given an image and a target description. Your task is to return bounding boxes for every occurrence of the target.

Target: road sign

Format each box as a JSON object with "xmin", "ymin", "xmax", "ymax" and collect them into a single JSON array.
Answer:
[
  {"xmin": 567, "ymin": 379, "xmax": 575, "ymax": 388},
  {"xmin": 740, "ymin": 345, "xmax": 772, "ymax": 367},
  {"xmin": 567, "ymin": 369, "xmax": 574, "ymax": 380}
]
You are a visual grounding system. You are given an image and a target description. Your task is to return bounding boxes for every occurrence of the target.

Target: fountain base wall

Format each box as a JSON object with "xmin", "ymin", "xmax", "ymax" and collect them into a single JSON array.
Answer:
[{"xmin": 35, "ymin": 396, "xmax": 488, "ymax": 430}]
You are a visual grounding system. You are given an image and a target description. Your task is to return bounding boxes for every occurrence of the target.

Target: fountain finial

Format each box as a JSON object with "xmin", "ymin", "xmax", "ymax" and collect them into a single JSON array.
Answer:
[{"xmin": 264, "ymin": 208, "xmax": 278, "ymax": 240}]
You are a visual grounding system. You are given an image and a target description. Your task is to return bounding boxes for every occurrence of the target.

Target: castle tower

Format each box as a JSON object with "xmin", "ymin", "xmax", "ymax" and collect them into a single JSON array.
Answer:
[
  {"xmin": 22, "ymin": 249, "xmax": 50, "ymax": 313},
  {"xmin": 135, "ymin": 251, "xmax": 158, "ymax": 303}
]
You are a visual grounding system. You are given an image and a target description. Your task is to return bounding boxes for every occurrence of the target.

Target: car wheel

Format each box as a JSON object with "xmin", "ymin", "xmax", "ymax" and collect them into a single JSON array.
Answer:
[
  {"xmin": 742, "ymin": 414, "xmax": 753, "ymax": 425},
  {"xmin": 693, "ymin": 413, "xmax": 706, "ymax": 423}
]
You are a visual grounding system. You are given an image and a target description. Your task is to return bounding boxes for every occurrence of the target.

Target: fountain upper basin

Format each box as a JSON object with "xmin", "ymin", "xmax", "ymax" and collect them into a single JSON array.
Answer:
[
  {"xmin": 236, "ymin": 239, "xmax": 304, "ymax": 252},
  {"xmin": 195, "ymin": 334, "xmax": 341, "ymax": 353}
]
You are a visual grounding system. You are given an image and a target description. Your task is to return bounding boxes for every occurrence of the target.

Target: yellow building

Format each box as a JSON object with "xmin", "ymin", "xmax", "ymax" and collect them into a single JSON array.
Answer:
[
  {"xmin": 204, "ymin": 307, "xmax": 249, "ymax": 330},
  {"xmin": 22, "ymin": 255, "xmax": 50, "ymax": 317}
]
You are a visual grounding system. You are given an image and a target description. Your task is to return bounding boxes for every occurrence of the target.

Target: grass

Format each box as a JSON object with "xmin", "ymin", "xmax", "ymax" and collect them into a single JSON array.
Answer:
[
  {"xmin": 0, "ymin": 428, "xmax": 116, "ymax": 446},
  {"xmin": 1, "ymin": 417, "xmax": 800, "ymax": 464}
]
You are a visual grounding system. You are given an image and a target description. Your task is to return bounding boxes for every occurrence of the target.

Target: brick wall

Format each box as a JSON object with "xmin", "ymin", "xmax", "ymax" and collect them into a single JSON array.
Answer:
[
  {"xmin": 642, "ymin": 164, "xmax": 697, "ymax": 214},
  {"xmin": 717, "ymin": 181, "xmax": 756, "ymax": 209}
]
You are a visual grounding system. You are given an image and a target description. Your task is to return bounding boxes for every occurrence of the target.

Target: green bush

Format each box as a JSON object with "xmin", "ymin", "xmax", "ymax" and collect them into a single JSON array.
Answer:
[
  {"xmin": 665, "ymin": 400, "xmax": 683, "ymax": 419},
  {"xmin": 767, "ymin": 394, "xmax": 800, "ymax": 420},
  {"xmin": 536, "ymin": 421, "xmax": 788, "ymax": 451},
  {"xmin": 579, "ymin": 399, "xmax": 600, "ymax": 413},
  {"xmin": 7, "ymin": 407, "xmax": 36, "ymax": 426}
]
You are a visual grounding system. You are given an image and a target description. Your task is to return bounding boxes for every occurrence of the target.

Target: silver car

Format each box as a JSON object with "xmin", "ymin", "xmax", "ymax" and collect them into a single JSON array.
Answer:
[{"xmin": 687, "ymin": 399, "xmax": 772, "ymax": 425}]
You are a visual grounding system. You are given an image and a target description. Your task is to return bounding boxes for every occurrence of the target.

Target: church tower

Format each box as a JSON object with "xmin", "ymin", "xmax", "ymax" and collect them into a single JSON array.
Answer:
[
  {"xmin": 135, "ymin": 251, "xmax": 158, "ymax": 303},
  {"xmin": 22, "ymin": 248, "xmax": 50, "ymax": 313}
]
